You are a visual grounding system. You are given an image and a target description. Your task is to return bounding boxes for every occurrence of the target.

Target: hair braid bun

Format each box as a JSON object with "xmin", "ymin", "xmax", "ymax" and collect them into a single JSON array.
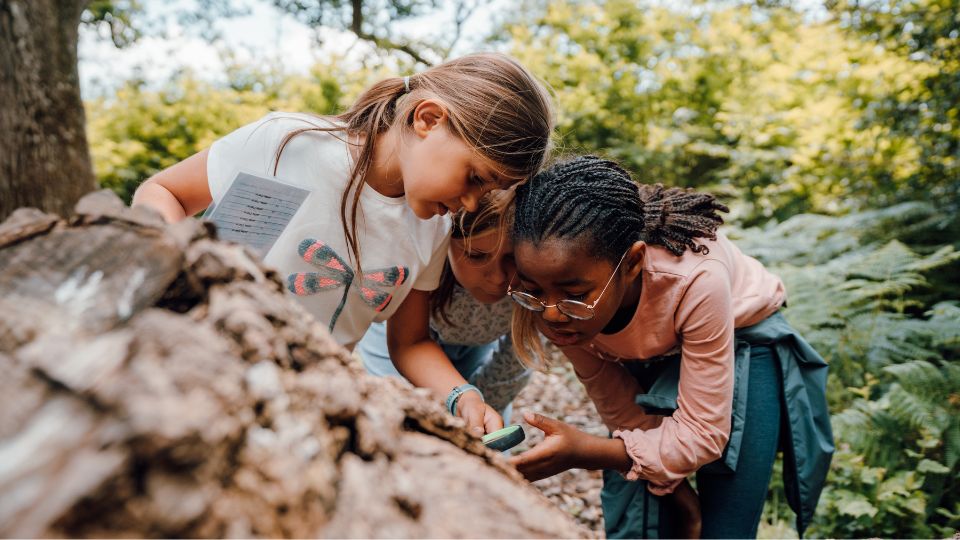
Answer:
[{"xmin": 638, "ymin": 183, "xmax": 729, "ymax": 255}]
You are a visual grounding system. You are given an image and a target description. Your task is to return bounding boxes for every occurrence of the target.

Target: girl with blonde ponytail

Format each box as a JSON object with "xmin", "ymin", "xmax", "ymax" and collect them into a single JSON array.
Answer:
[
  {"xmin": 133, "ymin": 53, "xmax": 554, "ymax": 434},
  {"xmin": 506, "ymin": 156, "xmax": 832, "ymax": 539}
]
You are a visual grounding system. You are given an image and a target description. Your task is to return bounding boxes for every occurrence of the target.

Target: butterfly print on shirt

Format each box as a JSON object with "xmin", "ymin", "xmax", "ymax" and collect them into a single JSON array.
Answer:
[{"xmin": 287, "ymin": 239, "xmax": 408, "ymax": 332}]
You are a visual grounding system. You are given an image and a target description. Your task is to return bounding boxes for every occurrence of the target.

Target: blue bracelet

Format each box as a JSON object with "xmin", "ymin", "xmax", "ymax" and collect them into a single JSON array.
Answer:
[{"xmin": 445, "ymin": 383, "xmax": 483, "ymax": 416}]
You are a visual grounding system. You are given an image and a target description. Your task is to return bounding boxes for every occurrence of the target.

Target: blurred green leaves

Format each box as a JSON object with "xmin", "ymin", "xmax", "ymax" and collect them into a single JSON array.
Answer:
[
  {"xmin": 503, "ymin": 0, "xmax": 956, "ymax": 223},
  {"xmin": 87, "ymin": 63, "xmax": 352, "ymax": 201}
]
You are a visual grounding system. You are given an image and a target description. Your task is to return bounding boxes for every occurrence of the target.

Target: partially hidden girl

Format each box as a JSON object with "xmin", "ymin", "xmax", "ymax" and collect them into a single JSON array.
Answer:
[{"xmin": 358, "ymin": 189, "xmax": 531, "ymax": 425}]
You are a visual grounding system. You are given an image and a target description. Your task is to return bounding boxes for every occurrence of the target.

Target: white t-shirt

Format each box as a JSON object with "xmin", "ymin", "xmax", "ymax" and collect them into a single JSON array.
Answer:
[{"xmin": 207, "ymin": 112, "xmax": 451, "ymax": 347}]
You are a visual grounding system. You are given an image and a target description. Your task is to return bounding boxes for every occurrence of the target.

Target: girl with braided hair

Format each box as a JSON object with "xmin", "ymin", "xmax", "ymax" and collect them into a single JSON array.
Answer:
[{"xmin": 507, "ymin": 156, "xmax": 833, "ymax": 538}]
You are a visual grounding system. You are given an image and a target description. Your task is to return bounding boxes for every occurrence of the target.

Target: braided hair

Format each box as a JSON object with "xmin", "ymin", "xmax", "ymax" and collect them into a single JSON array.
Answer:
[
  {"xmin": 511, "ymin": 155, "xmax": 729, "ymax": 368},
  {"xmin": 513, "ymin": 155, "xmax": 729, "ymax": 260}
]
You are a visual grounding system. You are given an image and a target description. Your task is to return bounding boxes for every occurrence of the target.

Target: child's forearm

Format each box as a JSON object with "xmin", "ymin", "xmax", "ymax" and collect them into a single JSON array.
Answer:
[
  {"xmin": 132, "ymin": 181, "xmax": 188, "ymax": 223},
  {"xmin": 132, "ymin": 148, "xmax": 212, "ymax": 221},
  {"xmin": 581, "ymin": 435, "xmax": 633, "ymax": 473},
  {"xmin": 386, "ymin": 290, "xmax": 469, "ymax": 397},
  {"xmin": 394, "ymin": 337, "xmax": 469, "ymax": 396},
  {"xmin": 670, "ymin": 478, "xmax": 702, "ymax": 538}
]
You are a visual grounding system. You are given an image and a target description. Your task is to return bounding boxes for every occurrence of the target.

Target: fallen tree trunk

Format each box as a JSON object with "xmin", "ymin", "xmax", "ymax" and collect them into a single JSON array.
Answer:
[{"xmin": 0, "ymin": 190, "xmax": 585, "ymax": 538}]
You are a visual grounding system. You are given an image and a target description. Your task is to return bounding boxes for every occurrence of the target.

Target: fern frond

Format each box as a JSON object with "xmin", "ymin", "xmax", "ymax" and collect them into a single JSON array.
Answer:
[
  {"xmin": 928, "ymin": 302, "xmax": 960, "ymax": 349},
  {"xmin": 884, "ymin": 361, "xmax": 946, "ymax": 396},
  {"xmin": 945, "ymin": 421, "xmax": 960, "ymax": 469},
  {"xmin": 905, "ymin": 246, "xmax": 960, "ymax": 274},
  {"xmin": 884, "ymin": 383, "xmax": 943, "ymax": 436},
  {"xmin": 727, "ymin": 201, "xmax": 944, "ymax": 267}
]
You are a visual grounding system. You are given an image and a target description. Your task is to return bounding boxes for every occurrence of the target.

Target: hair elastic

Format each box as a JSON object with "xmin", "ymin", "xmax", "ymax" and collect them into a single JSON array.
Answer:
[{"xmin": 403, "ymin": 75, "xmax": 410, "ymax": 93}]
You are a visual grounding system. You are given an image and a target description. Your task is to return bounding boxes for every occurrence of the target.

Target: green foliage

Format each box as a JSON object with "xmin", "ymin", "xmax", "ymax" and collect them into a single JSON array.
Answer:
[
  {"xmin": 82, "ymin": 1, "xmax": 468, "ymax": 65},
  {"xmin": 271, "ymin": 0, "xmax": 449, "ymax": 61},
  {"xmin": 504, "ymin": 0, "xmax": 956, "ymax": 223},
  {"xmin": 731, "ymin": 203, "xmax": 960, "ymax": 537},
  {"xmin": 81, "ymin": 0, "xmax": 143, "ymax": 47},
  {"xmin": 729, "ymin": 201, "xmax": 959, "ymax": 266},
  {"xmin": 813, "ymin": 447, "xmax": 938, "ymax": 537},
  {"xmin": 828, "ymin": 0, "xmax": 960, "ymax": 206},
  {"xmin": 81, "ymin": 1, "xmax": 249, "ymax": 46},
  {"xmin": 86, "ymin": 65, "xmax": 350, "ymax": 202}
]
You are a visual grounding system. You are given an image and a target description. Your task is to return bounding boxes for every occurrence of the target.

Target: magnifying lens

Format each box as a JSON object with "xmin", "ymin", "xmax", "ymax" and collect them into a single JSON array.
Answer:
[{"xmin": 481, "ymin": 424, "xmax": 525, "ymax": 452}]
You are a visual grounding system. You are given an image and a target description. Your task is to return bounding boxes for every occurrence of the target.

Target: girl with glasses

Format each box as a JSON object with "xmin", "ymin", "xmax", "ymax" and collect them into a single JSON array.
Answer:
[{"xmin": 507, "ymin": 156, "xmax": 833, "ymax": 539}]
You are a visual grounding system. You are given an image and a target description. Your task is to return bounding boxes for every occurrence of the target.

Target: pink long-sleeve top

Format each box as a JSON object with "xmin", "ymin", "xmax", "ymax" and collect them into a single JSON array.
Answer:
[{"xmin": 561, "ymin": 232, "xmax": 786, "ymax": 494}]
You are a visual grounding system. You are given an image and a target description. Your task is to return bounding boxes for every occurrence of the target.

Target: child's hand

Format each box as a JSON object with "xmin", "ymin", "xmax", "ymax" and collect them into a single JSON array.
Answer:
[
  {"xmin": 456, "ymin": 391, "xmax": 503, "ymax": 437},
  {"xmin": 508, "ymin": 412, "xmax": 589, "ymax": 481},
  {"xmin": 668, "ymin": 478, "xmax": 701, "ymax": 539}
]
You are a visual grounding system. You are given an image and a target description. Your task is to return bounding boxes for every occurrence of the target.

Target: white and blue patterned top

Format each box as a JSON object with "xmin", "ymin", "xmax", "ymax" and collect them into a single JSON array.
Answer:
[
  {"xmin": 358, "ymin": 283, "xmax": 531, "ymax": 415},
  {"xmin": 429, "ymin": 285, "xmax": 532, "ymax": 413}
]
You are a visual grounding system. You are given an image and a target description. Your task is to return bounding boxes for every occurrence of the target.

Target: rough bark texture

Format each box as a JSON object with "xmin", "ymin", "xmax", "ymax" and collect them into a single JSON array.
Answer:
[
  {"xmin": 0, "ymin": 0, "xmax": 96, "ymax": 222},
  {"xmin": 0, "ymin": 191, "xmax": 586, "ymax": 539}
]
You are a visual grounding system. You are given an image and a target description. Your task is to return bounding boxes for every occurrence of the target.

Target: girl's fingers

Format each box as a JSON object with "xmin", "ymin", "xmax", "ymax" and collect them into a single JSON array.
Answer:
[
  {"xmin": 509, "ymin": 453, "xmax": 546, "ymax": 481},
  {"xmin": 484, "ymin": 408, "xmax": 504, "ymax": 434},
  {"xmin": 508, "ymin": 446, "xmax": 538, "ymax": 468},
  {"xmin": 522, "ymin": 411, "xmax": 560, "ymax": 434},
  {"xmin": 509, "ymin": 442, "xmax": 564, "ymax": 482},
  {"xmin": 461, "ymin": 403, "xmax": 485, "ymax": 436},
  {"xmin": 509, "ymin": 437, "xmax": 555, "ymax": 466}
]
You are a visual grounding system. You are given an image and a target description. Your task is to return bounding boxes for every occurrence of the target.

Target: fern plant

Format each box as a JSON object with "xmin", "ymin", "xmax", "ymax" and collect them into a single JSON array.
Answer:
[{"xmin": 731, "ymin": 202, "xmax": 960, "ymax": 538}]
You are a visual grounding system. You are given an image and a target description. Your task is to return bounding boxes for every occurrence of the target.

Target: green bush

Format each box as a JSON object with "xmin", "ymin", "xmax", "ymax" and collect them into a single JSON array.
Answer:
[
  {"xmin": 732, "ymin": 205, "xmax": 960, "ymax": 537},
  {"xmin": 86, "ymin": 65, "xmax": 348, "ymax": 202}
]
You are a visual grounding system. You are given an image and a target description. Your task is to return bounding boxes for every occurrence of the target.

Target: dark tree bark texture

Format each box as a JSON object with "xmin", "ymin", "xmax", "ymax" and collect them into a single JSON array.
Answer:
[
  {"xmin": 0, "ymin": 191, "xmax": 586, "ymax": 538},
  {"xmin": 0, "ymin": 0, "xmax": 96, "ymax": 222}
]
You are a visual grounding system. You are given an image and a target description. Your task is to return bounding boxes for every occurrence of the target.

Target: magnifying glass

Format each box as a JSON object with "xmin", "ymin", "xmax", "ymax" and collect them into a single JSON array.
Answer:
[{"xmin": 481, "ymin": 424, "xmax": 525, "ymax": 452}]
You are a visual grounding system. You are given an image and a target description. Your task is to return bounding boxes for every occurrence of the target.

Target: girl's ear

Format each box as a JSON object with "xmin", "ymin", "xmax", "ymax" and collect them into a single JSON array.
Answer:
[
  {"xmin": 411, "ymin": 99, "xmax": 448, "ymax": 138},
  {"xmin": 624, "ymin": 240, "xmax": 646, "ymax": 281}
]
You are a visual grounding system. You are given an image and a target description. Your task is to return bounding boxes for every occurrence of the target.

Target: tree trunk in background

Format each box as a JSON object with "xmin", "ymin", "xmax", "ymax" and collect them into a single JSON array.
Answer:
[
  {"xmin": 0, "ymin": 191, "xmax": 586, "ymax": 539},
  {"xmin": 0, "ymin": 0, "xmax": 95, "ymax": 222}
]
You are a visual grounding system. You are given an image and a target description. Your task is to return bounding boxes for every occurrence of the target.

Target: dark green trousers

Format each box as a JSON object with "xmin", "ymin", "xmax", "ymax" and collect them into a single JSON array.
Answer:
[{"xmin": 602, "ymin": 345, "xmax": 782, "ymax": 539}]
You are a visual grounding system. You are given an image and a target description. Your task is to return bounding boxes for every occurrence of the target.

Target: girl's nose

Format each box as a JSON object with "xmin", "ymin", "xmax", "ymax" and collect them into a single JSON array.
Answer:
[
  {"xmin": 541, "ymin": 305, "xmax": 569, "ymax": 324},
  {"xmin": 503, "ymin": 258, "xmax": 518, "ymax": 287},
  {"xmin": 486, "ymin": 266, "xmax": 507, "ymax": 292},
  {"xmin": 461, "ymin": 194, "xmax": 479, "ymax": 213},
  {"xmin": 460, "ymin": 184, "xmax": 484, "ymax": 213}
]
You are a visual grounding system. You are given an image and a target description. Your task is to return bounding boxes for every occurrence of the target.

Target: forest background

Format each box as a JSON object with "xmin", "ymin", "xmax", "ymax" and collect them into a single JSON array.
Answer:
[{"xmin": 64, "ymin": 0, "xmax": 960, "ymax": 537}]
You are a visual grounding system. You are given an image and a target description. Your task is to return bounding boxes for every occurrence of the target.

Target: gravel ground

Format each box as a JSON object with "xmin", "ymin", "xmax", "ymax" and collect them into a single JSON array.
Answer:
[{"xmin": 510, "ymin": 360, "xmax": 607, "ymax": 538}]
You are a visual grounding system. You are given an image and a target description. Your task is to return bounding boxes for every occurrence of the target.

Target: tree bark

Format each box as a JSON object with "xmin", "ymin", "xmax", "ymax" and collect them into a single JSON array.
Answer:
[
  {"xmin": 0, "ymin": 0, "xmax": 95, "ymax": 222},
  {"xmin": 0, "ymin": 191, "xmax": 586, "ymax": 539}
]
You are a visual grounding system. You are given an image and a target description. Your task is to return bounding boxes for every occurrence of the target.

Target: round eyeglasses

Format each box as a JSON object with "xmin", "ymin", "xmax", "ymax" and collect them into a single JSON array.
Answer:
[{"xmin": 506, "ymin": 250, "xmax": 628, "ymax": 321}]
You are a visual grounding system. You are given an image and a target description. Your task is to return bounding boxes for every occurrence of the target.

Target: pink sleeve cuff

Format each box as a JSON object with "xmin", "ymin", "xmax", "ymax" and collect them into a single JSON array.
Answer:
[
  {"xmin": 612, "ymin": 429, "xmax": 685, "ymax": 495},
  {"xmin": 612, "ymin": 428, "xmax": 646, "ymax": 481}
]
